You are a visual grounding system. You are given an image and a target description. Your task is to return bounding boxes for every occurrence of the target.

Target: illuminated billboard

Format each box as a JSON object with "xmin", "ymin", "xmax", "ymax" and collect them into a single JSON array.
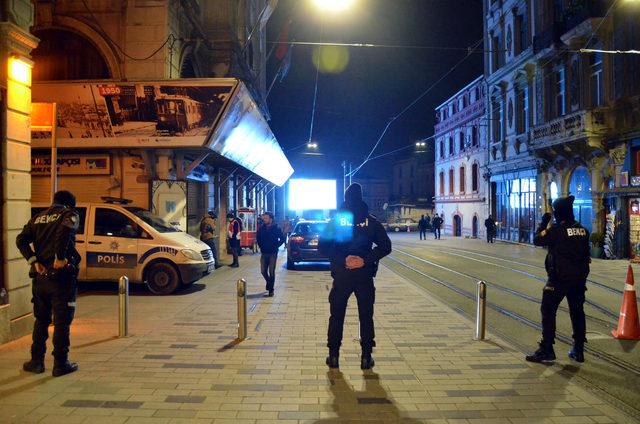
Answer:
[{"xmin": 288, "ymin": 179, "xmax": 337, "ymax": 210}]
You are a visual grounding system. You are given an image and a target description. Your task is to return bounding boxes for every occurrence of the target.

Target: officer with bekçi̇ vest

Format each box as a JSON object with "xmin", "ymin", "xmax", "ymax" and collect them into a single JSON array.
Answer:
[
  {"xmin": 16, "ymin": 190, "xmax": 81, "ymax": 377},
  {"xmin": 526, "ymin": 195, "xmax": 590, "ymax": 363}
]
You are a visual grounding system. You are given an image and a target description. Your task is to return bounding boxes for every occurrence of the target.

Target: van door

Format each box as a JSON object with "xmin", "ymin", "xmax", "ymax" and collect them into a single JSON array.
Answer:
[
  {"xmin": 74, "ymin": 207, "xmax": 88, "ymax": 280},
  {"xmin": 85, "ymin": 206, "xmax": 141, "ymax": 281}
]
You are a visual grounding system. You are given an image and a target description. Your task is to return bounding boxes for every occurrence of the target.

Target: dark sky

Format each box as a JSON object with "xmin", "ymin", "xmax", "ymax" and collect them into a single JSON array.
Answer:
[{"xmin": 266, "ymin": 0, "xmax": 484, "ymax": 179}]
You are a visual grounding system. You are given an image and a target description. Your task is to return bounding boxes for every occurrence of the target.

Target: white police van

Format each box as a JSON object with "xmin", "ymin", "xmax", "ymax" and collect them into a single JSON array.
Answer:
[{"xmin": 31, "ymin": 198, "xmax": 215, "ymax": 294}]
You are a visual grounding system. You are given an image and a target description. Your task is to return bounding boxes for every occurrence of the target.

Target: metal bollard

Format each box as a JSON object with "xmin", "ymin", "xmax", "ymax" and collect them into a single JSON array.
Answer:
[
  {"xmin": 237, "ymin": 279, "xmax": 247, "ymax": 340},
  {"xmin": 118, "ymin": 276, "xmax": 129, "ymax": 338},
  {"xmin": 475, "ymin": 280, "xmax": 486, "ymax": 340}
]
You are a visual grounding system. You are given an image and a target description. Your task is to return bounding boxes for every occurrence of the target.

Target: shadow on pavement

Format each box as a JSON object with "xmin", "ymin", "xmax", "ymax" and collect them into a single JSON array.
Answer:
[
  {"xmin": 617, "ymin": 339, "xmax": 638, "ymax": 353},
  {"xmin": 314, "ymin": 370, "xmax": 421, "ymax": 423},
  {"xmin": 77, "ymin": 282, "xmax": 206, "ymax": 297}
]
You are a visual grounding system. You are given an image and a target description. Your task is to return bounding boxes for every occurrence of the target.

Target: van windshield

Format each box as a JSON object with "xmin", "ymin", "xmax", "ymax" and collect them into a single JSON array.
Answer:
[{"xmin": 128, "ymin": 209, "xmax": 179, "ymax": 233}]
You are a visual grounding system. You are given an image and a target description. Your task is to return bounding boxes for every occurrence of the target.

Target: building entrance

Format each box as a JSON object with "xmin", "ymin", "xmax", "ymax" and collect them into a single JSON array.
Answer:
[
  {"xmin": 569, "ymin": 166, "xmax": 592, "ymax": 232},
  {"xmin": 453, "ymin": 215, "xmax": 462, "ymax": 237}
]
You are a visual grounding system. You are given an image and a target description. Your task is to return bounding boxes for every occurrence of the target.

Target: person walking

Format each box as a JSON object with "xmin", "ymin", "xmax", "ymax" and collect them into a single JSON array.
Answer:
[
  {"xmin": 418, "ymin": 215, "xmax": 428, "ymax": 241},
  {"xmin": 526, "ymin": 196, "xmax": 590, "ymax": 363},
  {"xmin": 16, "ymin": 190, "xmax": 81, "ymax": 377},
  {"xmin": 432, "ymin": 214, "xmax": 442, "ymax": 240},
  {"xmin": 226, "ymin": 212, "xmax": 242, "ymax": 267},
  {"xmin": 200, "ymin": 210, "xmax": 221, "ymax": 268},
  {"xmin": 257, "ymin": 212, "xmax": 286, "ymax": 297},
  {"xmin": 320, "ymin": 183, "xmax": 392, "ymax": 370},
  {"xmin": 484, "ymin": 215, "xmax": 496, "ymax": 244}
]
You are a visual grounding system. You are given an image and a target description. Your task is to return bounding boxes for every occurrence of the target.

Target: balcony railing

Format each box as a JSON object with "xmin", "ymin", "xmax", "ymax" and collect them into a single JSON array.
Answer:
[{"xmin": 531, "ymin": 109, "xmax": 608, "ymax": 148}]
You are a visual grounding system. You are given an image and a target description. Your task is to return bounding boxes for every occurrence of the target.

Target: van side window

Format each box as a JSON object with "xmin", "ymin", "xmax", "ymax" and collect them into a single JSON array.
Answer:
[
  {"xmin": 32, "ymin": 207, "xmax": 86, "ymax": 235},
  {"xmin": 94, "ymin": 208, "xmax": 140, "ymax": 238}
]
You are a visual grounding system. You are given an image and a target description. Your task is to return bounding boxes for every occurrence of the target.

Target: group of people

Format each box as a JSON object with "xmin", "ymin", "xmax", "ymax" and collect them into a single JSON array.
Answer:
[
  {"xmin": 15, "ymin": 187, "xmax": 589, "ymax": 378},
  {"xmin": 417, "ymin": 214, "xmax": 443, "ymax": 240}
]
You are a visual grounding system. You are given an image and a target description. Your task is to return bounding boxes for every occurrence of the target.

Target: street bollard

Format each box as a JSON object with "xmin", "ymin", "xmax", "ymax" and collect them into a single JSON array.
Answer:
[
  {"xmin": 118, "ymin": 276, "xmax": 129, "ymax": 338},
  {"xmin": 475, "ymin": 280, "xmax": 486, "ymax": 340},
  {"xmin": 237, "ymin": 279, "xmax": 247, "ymax": 340}
]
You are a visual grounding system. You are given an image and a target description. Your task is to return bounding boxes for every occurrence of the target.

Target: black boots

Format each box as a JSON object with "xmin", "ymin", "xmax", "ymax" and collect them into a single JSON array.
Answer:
[
  {"xmin": 525, "ymin": 342, "xmax": 556, "ymax": 363},
  {"xmin": 360, "ymin": 353, "xmax": 375, "ymax": 370},
  {"xmin": 326, "ymin": 352, "xmax": 339, "ymax": 369},
  {"xmin": 568, "ymin": 341, "xmax": 585, "ymax": 363},
  {"xmin": 23, "ymin": 360, "xmax": 45, "ymax": 374},
  {"xmin": 52, "ymin": 360, "xmax": 78, "ymax": 377}
]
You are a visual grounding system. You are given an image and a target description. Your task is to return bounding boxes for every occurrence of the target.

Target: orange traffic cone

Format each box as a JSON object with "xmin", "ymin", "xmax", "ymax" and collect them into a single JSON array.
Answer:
[{"xmin": 611, "ymin": 265, "xmax": 640, "ymax": 340}]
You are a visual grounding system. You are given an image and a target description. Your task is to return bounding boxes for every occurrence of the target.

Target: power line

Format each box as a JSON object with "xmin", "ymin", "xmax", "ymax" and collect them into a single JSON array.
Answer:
[{"xmin": 266, "ymin": 40, "xmax": 505, "ymax": 52}]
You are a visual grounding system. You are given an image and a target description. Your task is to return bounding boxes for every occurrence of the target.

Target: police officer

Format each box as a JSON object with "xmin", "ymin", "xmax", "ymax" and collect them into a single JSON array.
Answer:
[
  {"xmin": 320, "ymin": 183, "xmax": 392, "ymax": 370},
  {"xmin": 227, "ymin": 212, "xmax": 241, "ymax": 267},
  {"xmin": 526, "ymin": 195, "xmax": 590, "ymax": 363},
  {"xmin": 16, "ymin": 190, "xmax": 81, "ymax": 376}
]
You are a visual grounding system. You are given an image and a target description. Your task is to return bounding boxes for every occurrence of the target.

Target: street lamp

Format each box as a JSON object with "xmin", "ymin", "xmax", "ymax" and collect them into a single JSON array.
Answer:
[
  {"xmin": 312, "ymin": 0, "xmax": 357, "ymax": 12},
  {"xmin": 307, "ymin": 142, "xmax": 318, "ymax": 149}
]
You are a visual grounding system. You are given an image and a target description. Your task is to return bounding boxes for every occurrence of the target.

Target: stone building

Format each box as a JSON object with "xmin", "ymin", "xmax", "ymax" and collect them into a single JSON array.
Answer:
[
  {"xmin": 434, "ymin": 76, "xmax": 487, "ymax": 238},
  {"xmin": 484, "ymin": 0, "xmax": 640, "ymax": 254},
  {"xmin": 0, "ymin": 0, "xmax": 291, "ymax": 343},
  {"xmin": 390, "ymin": 144, "xmax": 435, "ymax": 218}
]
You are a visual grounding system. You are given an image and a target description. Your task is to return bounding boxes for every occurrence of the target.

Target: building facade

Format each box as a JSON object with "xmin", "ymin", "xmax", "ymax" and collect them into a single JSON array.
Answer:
[
  {"xmin": 0, "ymin": 0, "xmax": 289, "ymax": 344},
  {"xmin": 484, "ymin": 0, "xmax": 640, "ymax": 254},
  {"xmin": 353, "ymin": 177, "xmax": 390, "ymax": 221},
  {"xmin": 434, "ymin": 76, "xmax": 488, "ymax": 238},
  {"xmin": 390, "ymin": 146, "xmax": 435, "ymax": 219}
]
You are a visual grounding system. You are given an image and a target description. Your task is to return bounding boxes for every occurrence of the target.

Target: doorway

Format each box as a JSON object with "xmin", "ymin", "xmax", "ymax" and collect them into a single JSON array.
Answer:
[
  {"xmin": 454, "ymin": 215, "xmax": 462, "ymax": 237},
  {"xmin": 472, "ymin": 216, "xmax": 478, "ymax": 238}
]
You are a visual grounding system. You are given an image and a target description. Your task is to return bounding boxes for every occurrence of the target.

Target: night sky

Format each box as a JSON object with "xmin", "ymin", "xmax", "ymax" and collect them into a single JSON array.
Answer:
[{"xmin": 267, "ymin": 0, "xmax": 484, "ymax": 179}]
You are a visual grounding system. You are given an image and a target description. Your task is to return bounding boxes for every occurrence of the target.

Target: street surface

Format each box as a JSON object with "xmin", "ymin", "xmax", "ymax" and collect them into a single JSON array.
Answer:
[{"xmin": 0, "ymin": 240, "xmax": 637, "ymax": 423}]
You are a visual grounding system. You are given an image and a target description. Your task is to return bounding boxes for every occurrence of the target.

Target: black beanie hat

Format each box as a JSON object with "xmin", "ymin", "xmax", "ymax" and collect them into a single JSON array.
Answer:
[
  {"xmin": 53, "ymin": 190, "xmax": 76, "ymax": 208},
  {"xmin": 552, "ymin": 195, "xmax": 575, "ymax": 222},
  {"xmin": 344, "ymin": 183, "xmax": 363, "ymax": 204}
]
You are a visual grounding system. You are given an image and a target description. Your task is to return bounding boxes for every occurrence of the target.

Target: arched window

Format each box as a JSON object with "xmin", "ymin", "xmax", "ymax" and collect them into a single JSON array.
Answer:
[
  {"xmin": 449, "ymin": 168, "xmax": 454, "ymax": 194},
  {"xmin": 439, "ymin": 171, "xmax": 445, "ymax": 195},
  {"xmin": 459, "ymin": 132, "xmax": 465, "ymax": 151},
  {"xmin": 460, "ymin": 166, "xmax": 466, "ymax": 193},
  {"xmin": 448, "ymin": 137, "xmax": 454, "ymax": 156},
  {"xmin": 472, "ymin": 163, "xmax": 479, "ymax": 192}
]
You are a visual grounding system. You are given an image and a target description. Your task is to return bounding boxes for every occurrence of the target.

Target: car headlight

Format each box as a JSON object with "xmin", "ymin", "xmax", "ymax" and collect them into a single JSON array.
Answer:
[{"xmin": 180, "ymin": 249, "xmax": 201, "ymax": 261}]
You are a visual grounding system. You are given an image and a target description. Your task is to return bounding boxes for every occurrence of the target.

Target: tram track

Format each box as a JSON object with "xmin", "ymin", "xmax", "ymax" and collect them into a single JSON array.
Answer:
[{"xmin": 384, "ymin": 253, "xmax": 640, "ymax": 378}]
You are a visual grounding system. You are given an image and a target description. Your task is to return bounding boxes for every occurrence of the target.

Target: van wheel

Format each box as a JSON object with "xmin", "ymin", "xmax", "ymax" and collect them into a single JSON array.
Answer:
[
  {"xmin": 287, "ymin": 258, "xmax": 296, "ymax": 270},
  {"xmin": 146, "ymin": 263, "xmax": 180, "ymax": 294}
]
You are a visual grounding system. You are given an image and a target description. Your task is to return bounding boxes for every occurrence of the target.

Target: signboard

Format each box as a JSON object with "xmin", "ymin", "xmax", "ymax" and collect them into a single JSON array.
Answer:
[
  {"xmin": 32, "ymin": 79, "xmax": 237, "ymax": 149},
  {"xmin": 631, "ymin": 176, "xmax": 640, "ymax": 187},
  {"xmin": 31, "ymin": 154, "xmax": 111, "ymax": 175}
]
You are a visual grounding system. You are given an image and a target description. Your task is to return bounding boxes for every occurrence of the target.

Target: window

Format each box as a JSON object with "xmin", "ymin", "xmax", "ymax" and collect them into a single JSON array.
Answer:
[
  {"xmin": 448, "ymin": 137, "xmax": 454, "ymax": 155},
  {"xmin": 439, "ymin": 139, "xmax": 444, "ymax": 158},
  {"xmin": 472, "ymin": 163, "xmax": 479, "ymax": 192},
  {"xmin": 449, "ymin": 169, "xmax": 454, "ymax": 194},
  {"xmin": 590, "ymin": 51, "xmax": 604, "ymax": 107},
  {"xmin": 516, "ymin": 85, "xmax": 529, "ymax": 134},
  {"xmin": 516, "ymin": 13, "xmax": 529, "ymax": 54},
  {"xmin": 471, "ymin": 126, "xmax": 479, "ymax": 146},
  {"xmin": 555, "ymin": 67, "xmax": 566, "ymax": 117},
  {"xmin": 94, "ymin": 208, "xmax": 143, "ymax": 238},
  {"xmin": 439, "ymin": 171, "xmax": 445, "ymax": 195},
  {"xmin": 459, "ymin": 166, "xmax": 466, "ymax": 193},
  {"xmin": 491, "ymin": 97, "xmax": 503, "ymax": 142},
  {"xmin": 459, "ymin": 132, "xmax": 465, "ymax": 151}
]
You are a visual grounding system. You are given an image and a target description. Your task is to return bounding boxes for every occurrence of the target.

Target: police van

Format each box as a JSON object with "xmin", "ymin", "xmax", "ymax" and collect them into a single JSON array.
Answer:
[{"xmin": 31, "ymin": 198, "xmax": 215, "ymax": 294}]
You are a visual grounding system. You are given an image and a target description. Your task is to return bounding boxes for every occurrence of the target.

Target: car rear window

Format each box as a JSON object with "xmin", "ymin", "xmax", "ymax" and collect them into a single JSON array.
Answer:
[{"xmin": 294, "ymin": 222, "xmax": 327, "ymax": 235}]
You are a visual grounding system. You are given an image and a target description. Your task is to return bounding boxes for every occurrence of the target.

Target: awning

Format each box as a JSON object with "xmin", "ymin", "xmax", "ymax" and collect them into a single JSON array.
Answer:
[{"xmin": 31, "ymin": 78, "xmax": 293, "ymax": 186}]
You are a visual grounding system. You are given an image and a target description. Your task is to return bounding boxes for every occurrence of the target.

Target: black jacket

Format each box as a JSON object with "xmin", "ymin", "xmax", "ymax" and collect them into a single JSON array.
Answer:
[
  {"xmin": 418, "ymin": 218, "xmax": 428, "ymax": 230},
  {"xmin": 432, "ymin": 216, "xmax": 443, "ymax": 229},
  {"xmin": 534, "ymin": 220, "xmax": 590, "ymax": 286},
  {"xmin": 16, "ymin": 204, "xmax": 80, "ymax": 268},
  {"xmin": 257, "ymin": 224, "xmax": 286, "ymax": 254},
  {"xmin": 320, "ymin": 201, "xmax": 392, "ymax": 279},
  {"xmin": 484, "ymin": 218, "xmax": 496, "ymax": 230}
]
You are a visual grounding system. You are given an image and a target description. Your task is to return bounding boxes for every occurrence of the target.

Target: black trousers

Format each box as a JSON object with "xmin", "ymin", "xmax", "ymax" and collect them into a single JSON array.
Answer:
[
  {"xmin": 260, "ymin": 253, "xmax": 278, "ymax": 291},
  {"xmin": 419, "ymin": 229, "xmax": 427, "ymax": 240},
  {"xmin": 31, "ymin": 274, "xmax": 77, "ymax": 363},
  {"xmin": 486, "ymin": 230, "xmax": 494, "ymax": 243},
  {"xmin": 434, "ymin": 228, "xmax": 441, "ymax": 239},
  {"xmin": 203, "ymin": 238, "xmax": 219, "ymax": 266},
  {"xmin": 229, "ymin": 238, "xmax": 240, "ymax": 265},
  {"xmin": 541, "ymin": 283, "xmax": 586, "ymax": 346},
  {"xmin": 327, "ymin": 276, "xmax": 375, "ymax": 354}
]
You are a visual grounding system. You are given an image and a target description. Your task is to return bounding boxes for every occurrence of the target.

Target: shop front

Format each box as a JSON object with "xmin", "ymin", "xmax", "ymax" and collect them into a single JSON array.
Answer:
[{"xmin": 491, "ymin": 169, "xmax": 538, "ymax": 243}]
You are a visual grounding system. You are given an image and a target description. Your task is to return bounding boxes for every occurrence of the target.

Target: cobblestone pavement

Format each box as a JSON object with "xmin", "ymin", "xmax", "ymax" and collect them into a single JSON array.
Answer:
[{"xmin": 0, "ymin": 251, "xmax": 635, "ymax": 423}]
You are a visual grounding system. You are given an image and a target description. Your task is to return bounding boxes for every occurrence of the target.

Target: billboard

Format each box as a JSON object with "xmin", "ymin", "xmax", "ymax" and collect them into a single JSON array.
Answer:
[
  {"xmin": 288, "ymin": 179, "xmax": 337, "ymax": 210},
  {"xmin": 31, "ymin": 80, "xmax": 237, "ymax": 149}
]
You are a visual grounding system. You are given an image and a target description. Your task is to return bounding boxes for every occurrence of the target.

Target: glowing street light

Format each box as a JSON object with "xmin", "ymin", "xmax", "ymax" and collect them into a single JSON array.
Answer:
[
  {"xmin": 312, "ymin": 0, "xmax": 357, "ymax": 13},
  {"xmin": 307, "ymin": 142, "xmax": 318, "ymax": 149},
  {"xmin": 415, "ymin": 142, "xmax": 427, "ymax": 147}
]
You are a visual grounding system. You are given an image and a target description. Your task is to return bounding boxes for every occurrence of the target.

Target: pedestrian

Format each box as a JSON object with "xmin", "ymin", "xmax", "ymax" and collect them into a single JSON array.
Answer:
[
  {"xmin": 432, "ymin": 214, "xmax": 442, "ymax": 240},
  {"xmin": 281, "ymin": 216, "xmax": 292, "ymax": 247},
  {"xmin": 425, "ymin": 214, "xmax": 431, "ymax": 230},
  {"xmin": 418, "ymin": 215, "xmax": 428, "ymax": 240},
  {"xmin": 256, "ymin": 212, "xmax": 286, "ymax": 297},
  {"xmin": 484, "ymin": 215, "xmax": 496, "ymax": 243},
  {"xmin": 15, "ymin": 190, "xmax": 81, "ymax": 377},
  {"xmin": 200, "ymin": 210, "xmax": 221, "ymax": 269},
  {"xmin": 319, "ymin": 183, "xmax": 392, "ymax": 370},
  {"xmin": 226, "ymin": 212, "xmax": 242, "ymax": 267},
  {"xmin": 526, "ymin": 196, "xmax": 590, "ymax": 363}
]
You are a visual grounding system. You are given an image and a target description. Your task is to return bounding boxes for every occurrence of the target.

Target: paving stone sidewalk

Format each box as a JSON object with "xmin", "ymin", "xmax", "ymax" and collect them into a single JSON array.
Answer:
[{"xmin": 0, "ymin": 252, "xmax": 635, "ymax": 424}]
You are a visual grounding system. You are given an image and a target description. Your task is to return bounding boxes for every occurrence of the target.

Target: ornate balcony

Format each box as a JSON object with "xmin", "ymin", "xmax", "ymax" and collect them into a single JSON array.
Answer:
[{"xmin": 531, "ymin": 109, "xmax": 609, "ymax": 150}]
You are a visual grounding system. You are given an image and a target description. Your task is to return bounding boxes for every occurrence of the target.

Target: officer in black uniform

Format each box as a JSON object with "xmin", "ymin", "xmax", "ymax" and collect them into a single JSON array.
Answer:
[
  {"xmin": 16, "ymin": 190, "xmax": 81, "ymax": 376},
  {"xmin": 526, "ymin": 195, "xmax": 590, "ymax": 363},
  {"xmin": 320, "ymin": 183, "xmax": 392, "ymax": 370}
]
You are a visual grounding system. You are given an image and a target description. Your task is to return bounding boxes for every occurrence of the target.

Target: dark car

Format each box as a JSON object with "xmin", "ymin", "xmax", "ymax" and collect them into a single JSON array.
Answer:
[{"xmin": 287, "ymin": 220, "xmax": 329, "ymax": 270}]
